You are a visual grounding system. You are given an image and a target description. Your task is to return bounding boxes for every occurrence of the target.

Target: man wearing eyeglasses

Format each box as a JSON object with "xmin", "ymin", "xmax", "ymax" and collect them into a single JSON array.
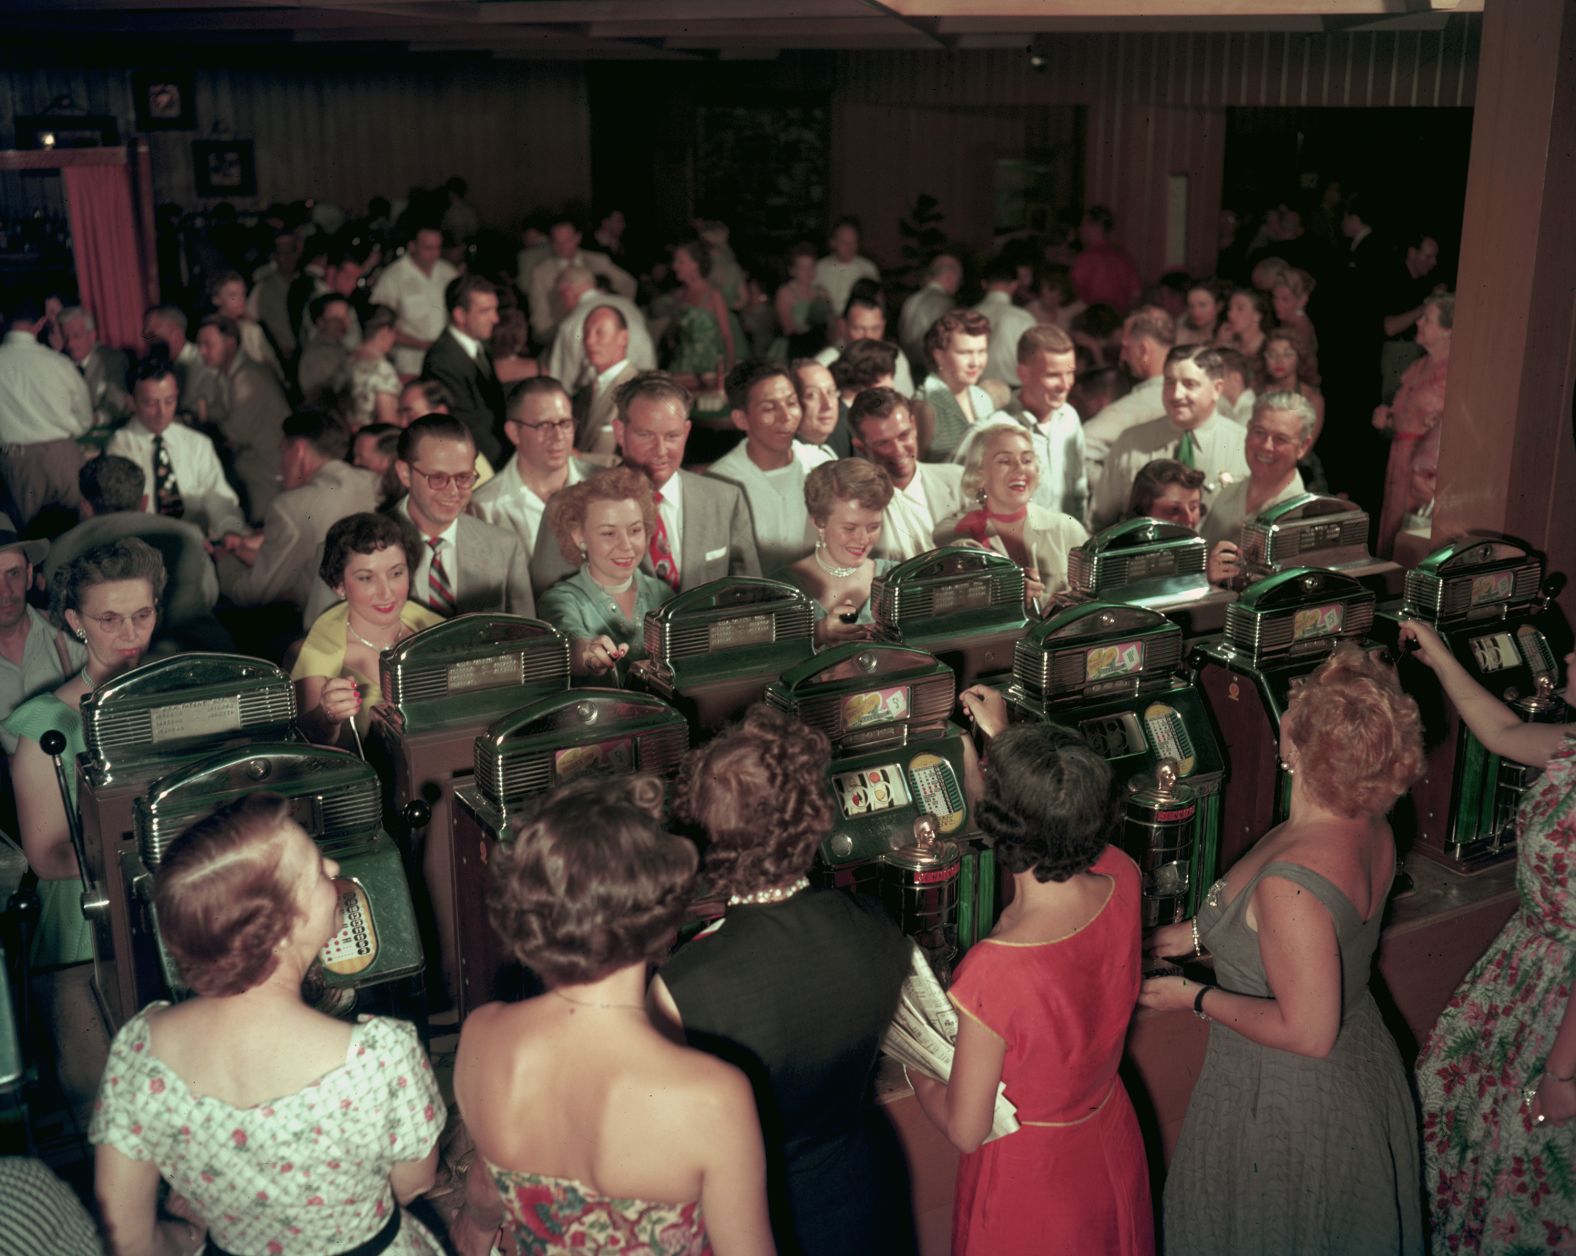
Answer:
[
  {"xmin": 1199, "ymin": 391, "xmax": 1315, "ymax": 584},
  {"xmin": 469, "ymin": 378, "xmax": 593, "ymax": 568},
  {"xmin": 393, "ymin": 413, "xmax": 533, "ymax": 618}
]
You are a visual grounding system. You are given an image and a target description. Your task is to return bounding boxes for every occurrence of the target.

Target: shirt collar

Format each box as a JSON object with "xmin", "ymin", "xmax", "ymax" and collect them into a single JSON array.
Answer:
[
  {"xmin": 399, "ymin": 497, "xmax": 460, "ymax": 545},
  {"xmin": 595, "ymin": 359, "xmax": 630, "ymax": 391},
  {"xmin": 447, "ymin": 325, "xmax": 482, "ymax": 360}
]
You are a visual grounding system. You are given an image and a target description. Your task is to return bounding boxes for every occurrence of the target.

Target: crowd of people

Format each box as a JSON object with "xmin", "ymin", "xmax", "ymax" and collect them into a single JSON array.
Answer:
[{"xmin": 0, "ymin": 180, "xmax": 1569, "ymax": 1256}]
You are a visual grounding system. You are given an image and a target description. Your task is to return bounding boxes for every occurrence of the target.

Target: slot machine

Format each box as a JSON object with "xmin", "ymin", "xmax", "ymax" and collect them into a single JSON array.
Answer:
[
  {"xmin": 629, "ymin": 577, "xmax": 816, "ymax": 732},
  {"xmin": 369, "ymin": 614, "xmax": 571, "ymax": 996},
  {"xmin": 135, "ymin": 744, "xmax": 425, "ymax": 1004},
  {"xmin": 870, "ymin": 547, "xmax": 1028, "ymax": 687},
  {"xmin": 1191, "ymin": 567, "xmax": 1380, "ymax": 871},
  {"xmin": 1373, "ymin": 537, "xmax": 1571, "ymax": 870},
  {"xmin": 74, "ymin": 654, "xmax": 298, "ymax": 1029},
  {"xmin": 449, "ymin": 689, "xmax": 691, "ymax": 1018},
  {"xmin": 762, "ymin": 643, "xmax": 991, "ymax": 956},
  {"xmin": 1006, "ymin": 602, "xmax": 1226, "ymax": 921},
  {"xmin": 1062, "ymin": 519, "xmax": 1236, "ymax": 638},
  {"xmin": 1238, "ymin": 493, "xmax": 1405, "ymax": 599}
]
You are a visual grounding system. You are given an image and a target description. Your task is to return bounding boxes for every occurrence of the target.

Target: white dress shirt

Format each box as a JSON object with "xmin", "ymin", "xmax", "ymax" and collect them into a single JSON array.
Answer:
[
  {"xmin": 0, "ymin": 330, "xmax": 93, "ymax": 444},
  {"xmin": 972, "ymin": 291, "xmax": 1039, "ymax": 390},
  {"xmin": 1200, "ymin": 469, "xmax": 1306, "ymax": 545},
  {"xmin": 707, "ymin": 442, "xmax": 834, "ymax": 571},
  {"xmin": 1009, "ymin": 399, "xmax": 1088, "ymax": 521},
  {"xmin": 812, "ymin": 255, "xmax": 881, "ymax": 321},
  {"xmin": 1091, "ymin": 412, "xmax": 1252, "ymax": 532},
  {"xmin": 370, "ymin": 253, "xmax": 460, "ymax": 377},
  {"xmin": 881, "ymin": 474, "xmax": 937, "ymax": 562},
  {"xmin": 653, "ymin": 471, "xmax": 685, "ymax": 581},
  {"xmin": 546, "ymin": 289, "xmax": 656, "ymax": 390},
  {"xmin": 528, "ymin": 250, "xmax": 638, "ymax": 338},
  {"xmin": 400, "ymin": 501, "xmax": 462, "ymax": 607},
  {"xmin": 105, "ymin": 420, "xmax": 246, "ymax": 539},
  {"xmin": 1081, "ymin": 375, "xmax": 1166, "ymax": 469},
  {"xmin": 468, "ymin": 455, "xmax": 585, "ymax": 561}
]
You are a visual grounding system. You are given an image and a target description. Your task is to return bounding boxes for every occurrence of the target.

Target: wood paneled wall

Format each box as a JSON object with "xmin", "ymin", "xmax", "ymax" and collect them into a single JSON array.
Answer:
[{"xmin": 0, "ymin": 61, "xmax": 590, "ymax": 230}]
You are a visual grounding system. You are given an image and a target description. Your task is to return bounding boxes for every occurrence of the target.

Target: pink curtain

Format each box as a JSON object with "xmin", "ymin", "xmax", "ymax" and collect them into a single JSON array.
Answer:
[{"xmin": 62, "ymin": 163, "xmax": 149, "ymax": 353}]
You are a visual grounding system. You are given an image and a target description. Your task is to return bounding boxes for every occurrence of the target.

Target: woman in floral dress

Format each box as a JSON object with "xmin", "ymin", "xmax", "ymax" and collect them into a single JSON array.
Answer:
[
  {"xmin": 1406, "ymin": 620, "xmax": 1576, "ymax": 1253},
  {"xmin": 91, "ymin": 792, "xmax": 446, "ymax": 1255}
]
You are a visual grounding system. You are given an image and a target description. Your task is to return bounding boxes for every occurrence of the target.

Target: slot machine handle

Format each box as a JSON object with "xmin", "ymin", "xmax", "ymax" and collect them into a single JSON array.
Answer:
[
  {"xmin": 400, "ymin": 800, "xmax": 432, "ymax": 835},
  {"xmin": 39, "ymin": 729, "xmax": 109, "ymax": 920}
]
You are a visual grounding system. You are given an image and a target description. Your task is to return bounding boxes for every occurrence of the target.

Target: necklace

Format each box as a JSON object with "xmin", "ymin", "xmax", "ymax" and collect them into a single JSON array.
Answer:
[
  {"xmin": 588, "ymin": 568, "xmax": 636, "ymax": 595},
  {"xmin": 346, "ymin": 617, "xmax": 403, "ymax": 653},
  {"xmin": 80, "ymin": 665, "xmax": 96, "ymax": 691},
  {"xmin": 728, "ymin": 875, "xmax": 811, "ymax": 907},
  {"xmin": 550, "ymin": 988, "xmax": 644, "ymax": 1011},
  {"xmin": 813, "ymin": 546, "xmax": 864, "ymax": 579}
]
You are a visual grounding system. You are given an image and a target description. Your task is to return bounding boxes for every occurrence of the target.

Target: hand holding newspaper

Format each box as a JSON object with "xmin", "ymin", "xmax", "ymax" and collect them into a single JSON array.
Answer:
[{"xmin": 880, "ymin": 941, "xmax": 1019, "ymax": 1145}]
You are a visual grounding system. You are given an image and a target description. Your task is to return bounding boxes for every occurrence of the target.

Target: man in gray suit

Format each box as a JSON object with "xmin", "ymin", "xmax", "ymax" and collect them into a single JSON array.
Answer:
[
  {"xmin": 196, "ymin": 313, "xmax": 292, "ymax": 522},
  {"xmin": 850, "ymin": 387, "xmax": 965, "ymax": 561},
  {"xmin": 218, "ymin": 409, "xmax": 379, "ymax": 613},
  {"xmin": 59, "ymin": 307, "xmax": 131, "ymax": 430},
  {"xmin": 570, "ymin": 306, "xmax": 640, "ymax": 458},
  {"xmin": 529, "ymin": 371, "xmax": 760, "ymax": 596}
]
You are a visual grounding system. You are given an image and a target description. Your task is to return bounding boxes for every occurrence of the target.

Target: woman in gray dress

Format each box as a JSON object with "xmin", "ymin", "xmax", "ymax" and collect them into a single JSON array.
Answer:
[{"xmin": 1139, "ymin": 645, "xmax": 1427, "ymax": 1254}]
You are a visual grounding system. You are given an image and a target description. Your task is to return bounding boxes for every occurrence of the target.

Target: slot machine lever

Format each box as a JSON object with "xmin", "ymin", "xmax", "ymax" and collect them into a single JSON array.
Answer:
[
  {"xmin": 400, "ymin": 800, "xmax": 432, "ymax": 836},
  {"xmin": 39, "ymin": 729, "xmax": 109, "ymax": 920}
]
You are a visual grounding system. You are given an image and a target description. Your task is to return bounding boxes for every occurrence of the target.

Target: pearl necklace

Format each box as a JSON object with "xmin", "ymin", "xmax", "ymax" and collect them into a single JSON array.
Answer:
[
  {"xmin": 346, "ymin": 617, "xmax": 404, "ymax": 653},
  {"xmin": 550, "ymin": 988, "xmax": 643, "ymax": 1011},
  {"xmin": 813, "ymin": 546, "xmax": 864, "ymax": 580},
  {"xmin": 80, "ymin": 666, "xmax": 97, "ymax": 691},
  {"xmin": 588, "ymin": 567, "xmax": 636, "ymax": 595},
  {"xmin": 728, "ymin": 876, "xmax": 811, "ymax": 907}
]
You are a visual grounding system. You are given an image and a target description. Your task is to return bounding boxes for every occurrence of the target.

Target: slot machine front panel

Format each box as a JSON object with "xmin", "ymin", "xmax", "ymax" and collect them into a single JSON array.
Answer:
[
  {"xmin": 1240, "ymin": 493, "xmax": 1404, "ymax": 600},
  {"xmin": 1063, "ymin": 518, "xmax": 1235, "ymax": 638},
  {"xmin": 872, "ymin": 547, "xmax": 1029, "ymax": 687}
]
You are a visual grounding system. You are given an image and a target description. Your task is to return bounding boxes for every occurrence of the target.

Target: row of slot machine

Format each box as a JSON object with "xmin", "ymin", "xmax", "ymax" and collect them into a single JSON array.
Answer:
[{"xmin": 46, "ymin": 491, "xmax": 1570, "ymax": 1035}]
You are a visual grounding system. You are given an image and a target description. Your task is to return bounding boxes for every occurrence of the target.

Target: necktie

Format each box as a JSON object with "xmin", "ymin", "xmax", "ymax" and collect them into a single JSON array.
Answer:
[
  {"xmin": 649, "ymin": 490, "xmax": 680, "ymax": 590},
  {"xmin": 1176, "ymin": 430, "xmax": 1198, "ymax": 469},
  {"xmin": 152, "ymin": 435, "xmax": 185, "ymax": 518},
  {"xmin": 426, "ymin": 536, "xmax": 457, "ymax": 615},
  {"xmin": 476, "ymin": 349, "xmax": 493, "ymax": 380}
]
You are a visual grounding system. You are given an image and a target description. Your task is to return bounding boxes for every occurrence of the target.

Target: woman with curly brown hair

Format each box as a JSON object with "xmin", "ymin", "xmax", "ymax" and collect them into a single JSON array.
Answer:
[
  {"xmin": 650, "ymin": 705, "xmax": 915, "ymax": 1256},
  {"xmin": 911, "ymin": 693, "xmax": 1154, "ymax": 1255},
  {"xmin": 915, "ymin": 308, "xmax": 997, "ymax": 460},
  {"xmin": 1140, "ymin": 645, "xmax": 1427, "ymax": 1254}
]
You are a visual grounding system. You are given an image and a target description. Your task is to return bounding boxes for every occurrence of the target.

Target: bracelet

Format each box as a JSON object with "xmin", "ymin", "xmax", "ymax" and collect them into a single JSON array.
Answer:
[
  {"xmin": 1193, "ymin": 985, "xmax": 1211, "ymax": 1021},
  {"xmin": 1191, "ymin": 918, "xmax": 1203, "ymax": 958}
]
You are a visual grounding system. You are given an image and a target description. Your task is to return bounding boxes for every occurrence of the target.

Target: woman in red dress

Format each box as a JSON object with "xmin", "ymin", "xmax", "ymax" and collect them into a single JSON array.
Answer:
[{"xmin": 909, "ymin": 701, "xmax": 1153, "ymax": 1256}]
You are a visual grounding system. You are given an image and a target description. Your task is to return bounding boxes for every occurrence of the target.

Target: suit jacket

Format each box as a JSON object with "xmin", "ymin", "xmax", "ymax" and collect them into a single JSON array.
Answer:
[
  {"xmin": 422, "ymin": 328, "xmax": 505, "ymax": 465},
  {"xmin": 572, "ymin": 362, "xmax": 639, "ymax": 455},
  {"xmin": 77, "ymin": 345, "xmax": 131, "ymax": 428},
  {"xmin": 215, "ymin": 352, "xmax": 292, "ymax": 522},
  {"xmin": 528, "ymin": 467, "xmax": 761, "ymax": 599},
  {"xmin": 220, "ymin": 460, "xmax": 381, "ymax": 611}
]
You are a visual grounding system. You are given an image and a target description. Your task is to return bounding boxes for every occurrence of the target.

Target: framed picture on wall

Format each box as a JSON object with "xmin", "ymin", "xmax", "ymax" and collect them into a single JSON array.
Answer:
[
  {"xmin": 132, "ymin": 71, "xmax": 196, "ymax": 131},
  {"xmin": 193, "ymin": 140, "xmax": 256, "ymax": 198}
]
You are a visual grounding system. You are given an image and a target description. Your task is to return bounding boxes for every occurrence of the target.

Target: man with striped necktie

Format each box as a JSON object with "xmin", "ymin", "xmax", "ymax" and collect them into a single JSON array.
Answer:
[{"xmin": 392, "ymin": 414, "xmax": 534, "ymax": 619}]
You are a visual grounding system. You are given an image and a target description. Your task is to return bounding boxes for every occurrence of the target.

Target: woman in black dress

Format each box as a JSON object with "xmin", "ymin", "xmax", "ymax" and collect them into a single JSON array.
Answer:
[{"xmin": 650, "ymin": 704, "xmax": 916, "ymax": 1256}]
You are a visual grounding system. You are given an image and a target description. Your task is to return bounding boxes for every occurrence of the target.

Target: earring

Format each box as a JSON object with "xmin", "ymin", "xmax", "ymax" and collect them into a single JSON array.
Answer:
[
  {"xmin": 815, "ymin": 531, "xmax": 826, "ymax": 550},
  {"xmin": 577, "ymin": 542, "xmax": 587, "ymax": 559},
  {"xmin": 75, "ymin": 629, "xmax": 87, "ymax": 641},
  {"xmin": 976, "ymin": 488, "xmax": 988, "ymax": 506},
  {"xmin": 1278, "ymin": 757, "xmax": 1296, "ymax": 777}
]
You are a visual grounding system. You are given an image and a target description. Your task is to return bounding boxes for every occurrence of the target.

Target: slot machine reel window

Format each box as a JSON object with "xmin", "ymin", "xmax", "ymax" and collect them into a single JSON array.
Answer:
[
  {"xmin": 1468, "ymin": 631, "xmax": 1521, "ymax": 674},
  {"xmin": 832, "ymin": 765, "xmax": 911, "ymax": 818},
  {"xmin": 709, "ymin": 612, "xmax": 776, "ymax": 651}
]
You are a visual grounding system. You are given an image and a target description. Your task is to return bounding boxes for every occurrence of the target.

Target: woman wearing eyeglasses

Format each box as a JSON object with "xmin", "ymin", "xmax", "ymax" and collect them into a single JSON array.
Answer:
[{"xmin": 3, "ymin": 537, "xmax": 165, "ymax": 969}]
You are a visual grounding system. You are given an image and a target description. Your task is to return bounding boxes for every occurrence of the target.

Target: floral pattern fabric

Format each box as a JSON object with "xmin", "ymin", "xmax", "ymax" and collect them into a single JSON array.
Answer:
[
  {"xmin": 488, "ymin": 1160, "xmax": 709, "ymax": 1255},
  {"xmin": 1417, "ymin": 733, "xmax": 1576, "ymax": 1253},
  {"xmin": 88, "ymin": 1006, "xmax": 445, "ymax": 1254}
]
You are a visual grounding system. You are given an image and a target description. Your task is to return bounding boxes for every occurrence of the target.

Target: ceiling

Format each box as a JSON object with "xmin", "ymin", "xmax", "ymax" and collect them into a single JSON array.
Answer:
[{"xmin": 3, "ymin": 0, "xmax": 1485, "ymax": 60}]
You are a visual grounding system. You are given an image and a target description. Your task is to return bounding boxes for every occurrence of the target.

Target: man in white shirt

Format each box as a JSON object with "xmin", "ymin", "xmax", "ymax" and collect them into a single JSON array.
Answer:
[
  {"xmin": 1200, "ymin": 391, "xmax": 1315, "ymax": 581},
  {"xmin": 707, "ymin": 361, "xmax": 834, "ymax": 571},
  {"xmin": 1005, "ymin": 324, "xmax": 1087, "ymax": 520},
  {"xmin": 813, "ymin": 293, "xmax": 914, "ymax": 397},
  {"xmin": 1091, "ymin": 344, "xmax": 1251, "ymax": 532},
  {"xmin": 898, "ymin": 253, "xmax": 961, "ymax": 374},
  {"xmin": 470, "ymin": 378, "xmax": 591, "ymax": 565},
  {"xmin": 545, "ymin": 265, "xmax": 654, "ymax": 391},
  {"xmin": 973, "ymin": 256, "xmax": 1038, "ymax": 391},
  {"xmin": 814, "ymin": 218, "xmax": 881, "ymax": 321},
  {"xmin": 1081, "ymin": 305, "xmax": 1173, "ymax": 512},
  {"xmin": 849, "ymin": 388, "xmax": 965, "ymax": 561},
  {"xmin": 527, "ymin": 217, "xmax": 637, "ymax": 342},
  {"xmin": 369, "ymin": 226, "xmax": 459, "ymax": 379},
  {"xmin": 792, "ymin": 359, "xmax": 845, "ymax": 459},
  {"xmin": 570, "ymin": 306, "xmax": 640, "ymax": 458},
  {"xmin": 106, "ymin": 361, "xmax": 249, "ymax": 544},
  {"xmin": 0, "ymin": 296, "xmax": 93, "ymax": 527}
]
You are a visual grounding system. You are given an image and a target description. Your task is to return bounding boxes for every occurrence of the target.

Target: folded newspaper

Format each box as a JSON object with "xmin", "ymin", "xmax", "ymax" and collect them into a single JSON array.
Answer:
[{"xmin": 881, "ymin": 942, "xmax": 1019, "ymax": 1145}]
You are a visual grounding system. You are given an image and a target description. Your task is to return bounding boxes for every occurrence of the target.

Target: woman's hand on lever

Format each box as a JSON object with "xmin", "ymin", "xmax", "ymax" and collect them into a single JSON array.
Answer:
[
  {"xmin": 319, "ymin": 676, "xmax": 361, "ymax": 727},
  {"xmin": 815, "ymin": 611, "xmax": 872, "ymax": 648},
  {"xmin": 1146, "ymin": 920, "xmax": 1197, "ymax": 959},
  {"xmin": 572, "ymin": 635, "xmax": 628, "ymax": 676},
  {"xmin": 1396, "ymin": 619, "xmax": 1451, "ymax": 671},
  {"xmin": 959, "ymin": 685, "xmax": 1009, "ymax": 739}
]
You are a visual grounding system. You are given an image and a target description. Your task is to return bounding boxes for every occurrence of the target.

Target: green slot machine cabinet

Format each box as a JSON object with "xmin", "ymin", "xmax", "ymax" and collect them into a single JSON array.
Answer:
[
  {"xmin": 1372, "ymin": 537, "xmax": 1571, "ymax": 870},
  {"xmin": 870, "ymin": 547, "xmax": 1028, "ymax": 687},
  {"xmin": 368, "ymin": 614, "xmax": 570, "ymax": 999},
  {"xmin": 450, "ymin": 689, "xmax": 692, "ymax": 1020},
  {"xmin": 762, "ymin": 643, "xmax": 994, "ymax": 952},
  {"xmin": 1238, "ymin": 493, "xmax": 1405, "ymax": 601},
  {"xmin": 75, "ymin": 654, "xmax": 299, "ymax": 1030},
  {"xmin": 1191, "ymin": 567, "xmax": 1382, "ymax": 873},
  {"xmin": 1006, "ymin": 601, "xmax": 1226, "ymax": 921},
  {"xmin": 1061, "ymin": 518, "xmax": 1237, "ymax": 639},
  {"xmin": 628, "ymin": 576, "xmax": 816, "ymax": 734},
  {"xmin": 134, "ymin": 743, "xmax": 425, "ymax": 1004}
]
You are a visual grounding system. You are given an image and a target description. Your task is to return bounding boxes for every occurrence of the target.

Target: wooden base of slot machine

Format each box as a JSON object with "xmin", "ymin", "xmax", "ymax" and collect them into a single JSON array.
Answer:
[
  {"xmin": 1193, "ymin": 661, "xmax": 1290, "ymax": 877},
  {"xmin": 449, "ymin": 787, "xmax": 537, "ymax": 1019},
  {"xmin": 76, "ymin": 774, "xmax": 165, "ymax": 1031}
]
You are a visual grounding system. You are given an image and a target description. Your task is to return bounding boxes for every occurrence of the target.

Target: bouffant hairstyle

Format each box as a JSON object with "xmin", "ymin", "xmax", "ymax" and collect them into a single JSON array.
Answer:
[
  {"xmin": 957, "ymin": 419, "xmax": 1037, "ymax": 503},
  {"xmin": 1263, "ymin": 327, "xmax": 1321, "ymax": 389},
  {"xmin": 803, "ymin": 457, "xmax": 894, "ymax": 523},
  {"xmin": 487, "ymin": 775, "xmax": 697, "ymax": 986},
  {"xmin": 1129, "ymin": 458, "xmax": 1206, "ymax": 519},
  {"xmin": 50, "ymin": 537, "xmax": 167, "ymax": 630},
  {"xmin": 547, "ymin": 465, "xmax": 657, "ymax": 566},
  {"xmin": 675, "ymin": 704, "xmax": 833, "ymax": 898},
  {"xmin": 154, "ymin": 793, "xmax": 302, "ymax": 998},
  {"xmin": 923, "ymin": 309, "xmax": 992, "ymax": 370},
  {"xmin": 1424, "ymin": 291, "xmax": 1455, "ymax": 330},
  {"xmin": 1282, "ymin": 644, "xmax": 1425, "ymax": 818},
  {"xmin": 319, "ymin": 511, "xmax": 421, "ymax": 590},
  {"xmin": 977, "ymin": 723, "xmax": 1117, "ymax": 883},
  {"xmin": 1230, "ymin": 287, "xmax": 1274, "ymax": 331},
  {"xmin": 831, "ymin": 339, "xmax": 899, "ymax": 392}
]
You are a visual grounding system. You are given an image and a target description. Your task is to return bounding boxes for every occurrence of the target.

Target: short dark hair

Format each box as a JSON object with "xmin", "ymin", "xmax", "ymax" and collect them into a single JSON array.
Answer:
[
  {"xmin": 132, "ymin": 355, "xmax": 177, "ymax": 389},
  {"xmin": 362, "ymin": 303, "xmax": 398, "ymax": 338},
  {"xmin": 487, "ymin": 775, "xmax": 697, "ymax": 986},
  {"xmin": 848, "ymin": 385, "xmax": 909, "ymax": 434},
  {"xmin": 1017, "ymin": 323, "xmax": 1075, "ymax": 363},
  {"xmin": 1129, "ymin": 458, "xmax": 1206, "ymax": 518},
  {"xmin": 401, "ymin": 378, "xmax": 452, "ymax": 413},
  {"xmin": 832, "ymin": 339, "xmax": 899, "ymax": 392},
  {"xmin": 445, "ymin": 273, "xmax": 496, "ymax": 316},
  {"xmin": 977, "ymin": 723, "xmax": 1117, "ymax": 883},
  {"xmin": 281, "ymin": 409, "xmax": 351, "ymax": 462},
  {"xmin": 585, "ymin": 303, "xmax": 628, "ymax": 332},
  {"xmin": 79, "ymin": 455, "xmax": 146, "ymax": 514},
  {"xmin": 1125, "ymin": 306, "xmax": 1176, "ymax": 350},
  {"xmin": 1165, "ymin": 343, "xmax": 1225, "ymax": 381},
  {"xmin": 197, "ymin": 314, "xmax": 239, "ymax": 344},
  {"xmin": 1085, "ymin": 204, "xmax": 1116, "ymax": 232},
  {"xmin": 155, "ymin": 794, "xmax": 301, "ymax": 998},
  {"xmin": 725, "ymin": 360, "xmax": 792, "ymax": 414},
  {"xmin": 505, "ymin": 376, "xmax": 571, "ymax": 421},
  {"xmin": 50, "ymin": 537, "xmax": 167, "ymax": 630},
  {"xmin": 397, "ymin": 413, "xmax": 473, "ymax": 464},
  {"xmin": 842, "ymin": 292, "xmax": 883, "ymax": 321},
  {"xmin": 319, "ymin": 511, "xmax": 421, "ymax": 589},
  {"xmin": 307, "ymin": 292, "xmax": 350, "ymax": 326},
  {"xmin": 981, "ymin": 254, "xmax": 1019, "ymax": 286},
  {"xmin": 615, "ymin": 370, "xmax": 692, "ymax": 423}
]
